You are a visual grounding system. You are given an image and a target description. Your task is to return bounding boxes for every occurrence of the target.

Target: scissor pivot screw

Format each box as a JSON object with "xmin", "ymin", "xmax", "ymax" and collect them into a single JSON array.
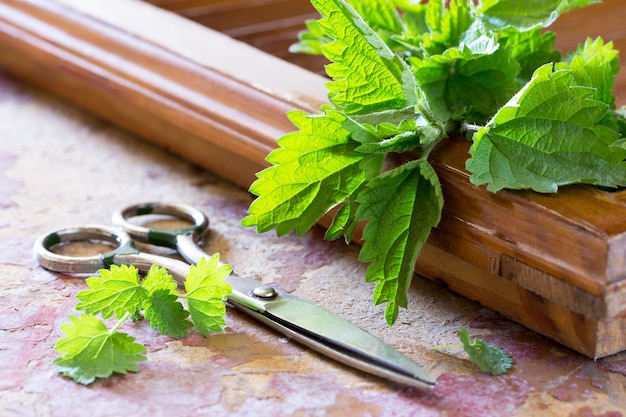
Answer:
[{"xmin": 252, "ymin": 285, "xmax": 277, "ymax": 300}]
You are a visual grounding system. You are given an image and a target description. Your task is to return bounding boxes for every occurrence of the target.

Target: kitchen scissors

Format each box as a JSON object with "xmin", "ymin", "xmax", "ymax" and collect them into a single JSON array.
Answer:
[{"xmin": 34, "ymin": 202, "xmax": 435, "ymax": 389}]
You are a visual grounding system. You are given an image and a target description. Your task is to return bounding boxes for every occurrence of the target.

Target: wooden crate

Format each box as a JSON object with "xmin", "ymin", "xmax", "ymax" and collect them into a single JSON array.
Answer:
[{"xmin": 2, "ymin": 0, "xmax": 626, "ymax": 358}]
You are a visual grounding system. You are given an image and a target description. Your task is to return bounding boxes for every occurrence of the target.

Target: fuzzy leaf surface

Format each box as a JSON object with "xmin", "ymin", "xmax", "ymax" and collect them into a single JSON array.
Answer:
[
  {"xmin": 184, "ymin": 255, "xmax": 233, "ymax": 336},
  {"xmin": 144, "ymin": 289, "xmax": 192, "ymax": 338},
  {"xmin": 243, "ymin": 110, "xmax": 382, "ymax": 236},
  {"xmin": 356, "ymin": 160, "xmax": 443, "ymax": 325},
  {"xmin": 312, "ymin": 0, "xmax": 417, "ymax": 114},
  {"xmin": 499, "ymin": 27, "xmax": 561, "ymax": 82},
  {"xmin": 467, "ymin": 62, "xmax": 626, "ymax": 192},
  {"xmin": 140, "ymin": 264, "xmax": 178, "ymax": 296},
  {"xmin": 76, "ymin": 265, "xmax": 148, "ymax": 320},
  {"xmin": 410, "ymin": 40, "xmax": 521, "ymax": 123}
]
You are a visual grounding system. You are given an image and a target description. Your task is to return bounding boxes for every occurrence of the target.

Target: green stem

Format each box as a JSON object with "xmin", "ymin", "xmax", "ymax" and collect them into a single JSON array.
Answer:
[
  {"xmin": 432, "ymin": 343, "xmax": 463, "ymax": 351},
  {"xmin": 416, "ymin": 100, "xmax": 447, "ymax": 136},
  {"xmin": 109, "ymin": 311, "xmax": 132, "ymax": 334},
  {"xmin": 421, "ymin": 136, "xmax": 444, "ymax": 161},
  {"xmin": 461, "ymin": 122, "xmax": 481, "ymax": 133}
]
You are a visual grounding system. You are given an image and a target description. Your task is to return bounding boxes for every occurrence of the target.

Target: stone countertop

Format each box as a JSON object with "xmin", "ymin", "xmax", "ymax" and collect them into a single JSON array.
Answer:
[{"xmin": 1, "ymin": 71, "xmax": 625, "ymax": 417}]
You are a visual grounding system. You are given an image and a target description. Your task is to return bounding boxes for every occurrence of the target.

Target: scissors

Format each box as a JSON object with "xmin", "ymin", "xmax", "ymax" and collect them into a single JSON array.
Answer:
[{"xmin": 33, "ymin": 202, "xmax": 436, "ymax": 389}]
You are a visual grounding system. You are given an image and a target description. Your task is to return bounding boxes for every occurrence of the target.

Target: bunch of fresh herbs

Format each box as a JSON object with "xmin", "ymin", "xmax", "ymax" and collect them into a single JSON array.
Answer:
[{"xmin": 242, "ymin": 0, "xmax": 626, "ymax": 325}]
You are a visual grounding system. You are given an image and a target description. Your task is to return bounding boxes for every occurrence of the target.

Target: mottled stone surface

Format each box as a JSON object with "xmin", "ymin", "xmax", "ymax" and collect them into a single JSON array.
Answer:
[{"xmin": 1, "ymin": 72, "xmax": 625, "ymax": 416}]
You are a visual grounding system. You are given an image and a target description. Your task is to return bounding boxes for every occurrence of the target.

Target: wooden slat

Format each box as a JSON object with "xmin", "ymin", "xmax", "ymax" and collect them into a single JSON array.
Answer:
[
  {"xmin": 2, "ymin": 0, "xmax": 626, "ymax": 358},
  {"xmin": 142, "ymin": 0, "xmax": 327, "ymax": 73},
  {"xmin": 0, "ymin": 0, "xmax": 327, "ymax": 186}
]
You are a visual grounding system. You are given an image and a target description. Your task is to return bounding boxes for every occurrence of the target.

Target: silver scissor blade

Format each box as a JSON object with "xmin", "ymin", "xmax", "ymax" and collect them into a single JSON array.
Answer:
[
  {"xmin": 264, "ymin": 299, "xmax": 435, "ymax": 387},
  {"xmin": 225, "ymin": 275, "xmax": 435, "ymax": 389}
]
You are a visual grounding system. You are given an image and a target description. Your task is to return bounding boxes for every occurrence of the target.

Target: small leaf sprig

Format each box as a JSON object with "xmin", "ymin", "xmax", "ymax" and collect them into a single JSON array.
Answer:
[
  {"xmin": 53, "ymin": 255, "xmax": 232, "ymax": 385},
  {"xmin": 434, "ymin": 328, "xmax": 514, "ymax": 376}
]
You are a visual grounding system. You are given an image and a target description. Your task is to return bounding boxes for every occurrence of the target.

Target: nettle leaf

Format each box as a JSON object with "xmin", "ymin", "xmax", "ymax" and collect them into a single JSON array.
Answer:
[
  {"xmin": 613, "ymin": 108, "xmax": 626, "ymax": 139},
  {"xmin": 54, "ymin": 314, "xmax": 146, "ymax": 385},
  {"xmin": 410, "ymin": 41, "xmax": 521, "ymax": 123},
  {"xmin": 355, "ymin": 131, "xmax": 424, "ymax": 154},
  {"xmin": 76, "ymin": 265, "xmax": 148, "ymax": 320},
  {"xmin": 140, "ymin": 264, "xmax": 178, "ymax": 296},
  {"xmin": 351, "ymin": 110, "xmax": 443, "ymax": 154},
  {"xmin": 499, "ymin": 27, "xmax": 561, "ymax": 82},
  {"xmin": 391, "ymin": 6, "xmax": 430, "ymax": 54},
  {"xmin": 289, "ymin": 19, "xmax": 332, "ymax": 55},
  {"xmin": 427, "ymin": 0, "xmax": 476, "ymax": 52},
  {"xmin": 292, "ymin": 0, "xmax": 404, "ymax": 56},
  {"xmin": 458, "ymin": 328, "xmax": 513, "ymax": 376},
  {"xmin": 394, "ymin": 0, "xmax": 475, "ymax": 58},
  {"xmin": 184, "ymin": 255, "xmax": 233, "ymax": 336},
  {"xmin": 347, "ymin": 0, "xmax": 403, "ymax": 35},
  {"xmin": 467, "ymin": 63, "xmax": 626, "ymax": 192},
  {"xmin": 324, "ymin": 194, "xmax": 360, "ymax": 242},
  {"xmin": 567, "ymin": 37, "xmax": 620, "ymax": 109},
  {"xmin": 243, "ymin": 110, "xmax": 383, "ymax": 236},
  {"xmin": 479, "ymin": 0, "xmax": 599, "ymax": 32},
  {"xmin": 312, "ymin": 0, "xmax": 417, "ymax": 114},
  {"xmin": 356, "ymin": 160, "xmax": 443, "ymax": 325},
  {"xmin": 144, "ymin": 289, "xmax": 192, "ymax": 338}
]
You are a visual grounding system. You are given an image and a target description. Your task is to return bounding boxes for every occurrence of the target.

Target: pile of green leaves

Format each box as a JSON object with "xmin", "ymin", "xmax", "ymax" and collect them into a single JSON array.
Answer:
[
  {"xmin": 54, "ymin": 255, "xmax": 232, "ymax": 384},
  {"xmin": 243, "ymin": 0, "xmax": 626, "ymax": 325}
]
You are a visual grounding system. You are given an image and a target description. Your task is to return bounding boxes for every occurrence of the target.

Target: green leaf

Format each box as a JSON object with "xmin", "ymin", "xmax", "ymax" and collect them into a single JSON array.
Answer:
[
  {"xmin": 242, "ymin": 110, "xmax": 382, "ymax": 236},
  {"xmin": 53, "ymin": 314, "xmax": 146, "ymax": 385},
  {"xmin": 613, "ymin": 107, "xmax": 626, "ymax": 139},
  {"xmin": 499, "ymin": 27, "xmax": 561, "ymax": 82},
  {"xmin": 435, "ymin": 0, "xmax": 476, "ymax": 48},
  {"xmin": 567, "ymin": 37, "xmax": 620, "ymax": 109},
  {"xmin": 355, "ymin": 117, "xmax": 444, "ymax": 156},
  {"xmin": 144, "ymin": 289, "xmax": 192, "ymax": 338},
  {"xmin": 324, "ymin": 195, "xmax": 360, "ymax": 243},
  {"xmin": 478, "ymin": 0, "xmax": 599, "ymax": 31},
  {"xmin": 411, "ymin": 42, "xmax": 522, "ymax": 124},
  {"xmin": 311, "ymin": 0, "xmax": 417, "ymax": 114},
  {"xmin": 140, "ymin": 264, "xmax": 178, "ymax": 295},
  {"xmin": 184, "ymin": 255, "xmax": 233, "ymax": 337},
  {"xmin": 458, "ymin": 328, "xmax": 513, "ymax": 376},
  {"xmin": 289, "ymin": 19, "xmax": 332, "ymax": 55},
  {"xmin": 291, "ymin": 0, "xmax": 405, "ymax": 56},
  {"xmin": 76, "ymin": 265, "xmax": 148, "ymax": 320},
  {"xmin": 356, "ymin": 159, "xmax": 443, "ymax": 325},
  {"xmin": 355, "ymin": 130, "xmax": 424, "ymax": 154},
  {"xmin": 467, "ymin": 63, "xmax": 626, "ymax": 192},
  {"xmin": 347, "ymin": 0, "xmax": 404, "ymax": 36},
  {"xmin": 393, "ymin": 0, "xmax": 476, "ymax": 58}
]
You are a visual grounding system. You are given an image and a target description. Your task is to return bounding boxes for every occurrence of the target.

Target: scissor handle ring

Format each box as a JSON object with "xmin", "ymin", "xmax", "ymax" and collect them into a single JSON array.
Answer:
[
  {"xmin": 112, "ymin": 202, "xmax": 209, "ymax": 249},
  {"xmin": 33, "ymin": 225, "xmax": 135, "ymax": 274}
]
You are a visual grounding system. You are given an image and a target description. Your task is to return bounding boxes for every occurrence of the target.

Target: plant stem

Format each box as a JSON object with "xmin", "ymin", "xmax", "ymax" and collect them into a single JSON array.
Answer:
[
  {"xmin": 421, "ymin": 136, "xmax": 444, "ymax": 161},
  {"xmin": 461, "ymin": 122, "xmax": 481, "ymax": 132},
  {"xmin": 432, "ymin": 343, "xmax": 463, "ymax": 351},
  {"xmin": 109, "ymin": 311, "xmax": 132, "ymax": 334}
]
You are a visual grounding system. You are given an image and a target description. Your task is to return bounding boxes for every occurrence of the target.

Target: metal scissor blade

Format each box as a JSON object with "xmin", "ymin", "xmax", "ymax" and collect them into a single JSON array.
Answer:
[{"xmin": 226, "ymin": 275, "xmax": 436, "ymax": 389}]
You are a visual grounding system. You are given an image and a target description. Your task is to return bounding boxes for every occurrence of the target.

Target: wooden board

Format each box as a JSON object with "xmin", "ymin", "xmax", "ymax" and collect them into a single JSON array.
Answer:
[{"xmin": 2, "ymin": 0, "xmax": 626, "ymax": 357}]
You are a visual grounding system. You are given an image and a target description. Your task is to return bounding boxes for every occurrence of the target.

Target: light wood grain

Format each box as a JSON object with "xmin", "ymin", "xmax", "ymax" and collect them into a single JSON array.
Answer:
[{"xmin": 2, "ymin": 0, "xmax": 626, "ymax": 357}]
